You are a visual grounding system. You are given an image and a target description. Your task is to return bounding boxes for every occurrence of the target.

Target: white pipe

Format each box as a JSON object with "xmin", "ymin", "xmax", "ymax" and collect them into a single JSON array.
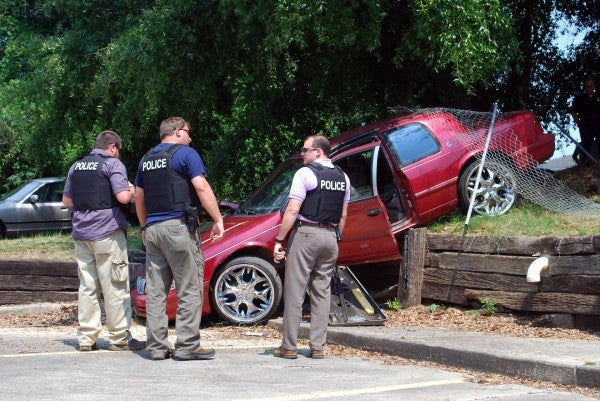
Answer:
[{"xmin": 526, "ymin": 256, "xmax": 549, "ymax": 283}]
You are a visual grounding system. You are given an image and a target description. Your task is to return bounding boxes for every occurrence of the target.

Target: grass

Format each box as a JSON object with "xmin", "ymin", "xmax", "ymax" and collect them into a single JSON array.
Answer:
[
  {"xmin": 0, "ymin": 226, "xmax": 143, "ymax": 260},
  {"xmin": 428, "ymin": 200, "xmax": 600, "ymax": 237}
]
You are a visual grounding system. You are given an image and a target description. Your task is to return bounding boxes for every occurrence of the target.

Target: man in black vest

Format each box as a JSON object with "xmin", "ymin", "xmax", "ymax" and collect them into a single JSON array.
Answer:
[
  {"xmin": 272, "ymin": 135, "xmax": 350, "ymax": 359},
  {"xmin": 134, "ymin": 116, "xmax": 224, "ymax": 361},
  {"xmin": 63, "ymin": 130, "xmax": 144, "ymax": 352}
]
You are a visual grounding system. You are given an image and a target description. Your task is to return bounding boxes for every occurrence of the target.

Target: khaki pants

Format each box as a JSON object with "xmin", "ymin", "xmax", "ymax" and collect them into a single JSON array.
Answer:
[
  {"xmin": 282, "ymin": 225, "xmax": 338, "ymax": 351},
  {"xmin": 145, "ymin": 219, "xmax": 204, "ymax": 357},
  {"xmin": 75, "ymin": 229, "xmax": 131, "ymax": 346}
]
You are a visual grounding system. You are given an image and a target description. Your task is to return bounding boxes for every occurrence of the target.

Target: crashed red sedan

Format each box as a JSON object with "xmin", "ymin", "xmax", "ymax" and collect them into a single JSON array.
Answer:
[{"xmin": 131, "ymin": 108, "xmax": 555, "ymax": 325}]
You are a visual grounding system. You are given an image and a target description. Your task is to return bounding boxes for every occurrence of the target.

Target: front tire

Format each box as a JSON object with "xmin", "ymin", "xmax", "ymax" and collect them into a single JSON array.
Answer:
[
  {"xmin": 458, "ymin": 159, "xmax": 518, "ymax": 216},
  {"xmin": 210, "ymin": 256, "xmax": 283, "ymax": 325}
]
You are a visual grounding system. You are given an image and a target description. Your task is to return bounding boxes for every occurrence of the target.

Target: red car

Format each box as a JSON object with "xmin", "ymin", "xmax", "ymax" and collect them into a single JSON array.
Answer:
[{"xmin": 131, "ymin": 108, "xmax": 554, "ymax": 325}]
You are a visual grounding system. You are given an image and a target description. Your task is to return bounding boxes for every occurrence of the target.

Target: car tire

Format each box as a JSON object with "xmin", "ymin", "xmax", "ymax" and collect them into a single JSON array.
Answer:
[
  {"xmin": 210, "ymin": 256, "xmax": 283, "ymax": 325},
  {"xmin": 458, "ymin": 159, "xmax": 518, "ymax": 216}
]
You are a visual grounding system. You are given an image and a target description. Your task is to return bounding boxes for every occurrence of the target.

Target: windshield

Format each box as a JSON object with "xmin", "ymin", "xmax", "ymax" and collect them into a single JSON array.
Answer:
[
  {"xmin": 1, "ymin": 181, "xmax": 40, "ymax": 202},
  {"xmin": 236, "ymin": 158, "xmax": 302, "ymax": 216}
]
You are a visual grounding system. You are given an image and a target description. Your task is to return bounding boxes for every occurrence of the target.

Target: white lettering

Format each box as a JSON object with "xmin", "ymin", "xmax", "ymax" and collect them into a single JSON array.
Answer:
[
  {"xmin": 74, "ymin": 161, "xmax": 99, "ymax": 171},
  {"xmin": 142, "ymin": 158, "xmax": 167, "ymax": 171},
  {"xmin": 320, "ymin": 180, "xmax": 346, "ymax": 191}
]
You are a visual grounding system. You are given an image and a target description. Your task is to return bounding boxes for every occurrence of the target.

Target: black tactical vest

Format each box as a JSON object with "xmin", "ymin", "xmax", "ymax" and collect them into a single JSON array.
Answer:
[
  {"xmin": 299, "ymin": 163, "xmax": 346, "ymax": 223},
  {"xmin": 71, "ymin": 154, "xmax": 120, "ymax": 211},
  {"xmin": 140, "ymin": 144, "xmax": 200, "ymax": 214}
]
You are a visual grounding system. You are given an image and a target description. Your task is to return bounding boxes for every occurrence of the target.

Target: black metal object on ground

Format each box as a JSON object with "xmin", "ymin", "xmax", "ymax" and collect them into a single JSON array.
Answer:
[{"xmin": 329, "ymin": 265, "xmax": 386, "ymax": 326}]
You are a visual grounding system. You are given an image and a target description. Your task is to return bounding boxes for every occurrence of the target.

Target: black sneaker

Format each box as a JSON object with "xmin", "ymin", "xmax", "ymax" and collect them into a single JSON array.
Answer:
[{"xmin": 172, "ymin": 347, "xmax": 216, "ymax": 361}]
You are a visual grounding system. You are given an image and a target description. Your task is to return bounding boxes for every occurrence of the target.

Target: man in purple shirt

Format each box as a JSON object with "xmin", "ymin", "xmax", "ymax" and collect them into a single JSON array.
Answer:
[
  {"xmin": 272, "ymin": 135, "xmax": 350, "ymax": 360},
  {"xmin": 63, "ymin": 130, "xmax": 144, "ymax": 352}
]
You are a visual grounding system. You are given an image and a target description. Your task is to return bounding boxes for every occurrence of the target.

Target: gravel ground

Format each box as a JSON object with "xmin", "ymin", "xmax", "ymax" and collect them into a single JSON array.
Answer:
[{"xmin": 1, "ymin": 302, "xmax": 599, "ymax": 399}]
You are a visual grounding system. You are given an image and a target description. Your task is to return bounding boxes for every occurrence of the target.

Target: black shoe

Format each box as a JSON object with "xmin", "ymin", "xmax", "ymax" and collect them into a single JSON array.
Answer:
[{"xmin": 173, "ymin": 347, "xmax": 216, "ymax": 361}]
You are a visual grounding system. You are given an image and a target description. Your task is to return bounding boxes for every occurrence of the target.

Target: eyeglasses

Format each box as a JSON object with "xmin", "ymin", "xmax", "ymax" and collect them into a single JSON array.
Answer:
[
  {"xmin": 112, "ymin": 143, "xmax": 121, "ymax": 151},
  {"xmin": 179, "ymin": 128, "xmax": 190, "ymax": 134},
  {"xmin": 301, "ymin": 147, "xmax": 318, "ymax": 153}
]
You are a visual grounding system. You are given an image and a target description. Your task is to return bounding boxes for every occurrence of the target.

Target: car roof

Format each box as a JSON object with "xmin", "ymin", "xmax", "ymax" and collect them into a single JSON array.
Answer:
[{"xmin": 28, "ymin": 177, "xmax": 65, "ymax": 184}]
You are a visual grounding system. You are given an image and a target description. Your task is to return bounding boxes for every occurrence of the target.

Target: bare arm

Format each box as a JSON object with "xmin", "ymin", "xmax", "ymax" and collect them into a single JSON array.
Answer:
[
  {"xmin": 62, "ymin": 196, "xmax": 73, "ymax": 207},
  {"xmin": 272, "ymin": 198, "xmax": 302, "ymax": 262},
  {"xmin": 115, "ymin": 182, "xmax": 135, "ymax": 204},
  {"xmin": 338, "ymin": 203, "xmax": 348, "ymax": 235},
  {"xmin": 134, "ymin": 187, "xmax": 148, "ymax": 243},
  {"xmin": 191, "ymin": 175, "xmax": 224, "ymax": 240},
  {"xmin": 275, "ymin": 198, "xmax": 302, "ymax": 241}
]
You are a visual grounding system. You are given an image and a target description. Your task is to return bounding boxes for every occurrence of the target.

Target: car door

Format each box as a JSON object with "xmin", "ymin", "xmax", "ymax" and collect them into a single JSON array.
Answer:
[
  {"xmin": 333, "ymin": 145, "xmax": 401, "ymax": 264},
  {"xmin": 18, "ymin": 181, "xmax": 71, "ymax": 233}
]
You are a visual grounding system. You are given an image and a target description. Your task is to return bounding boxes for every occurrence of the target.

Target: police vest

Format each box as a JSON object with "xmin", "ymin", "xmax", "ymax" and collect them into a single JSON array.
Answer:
[
  {"xmin": 71, "ymin": 154, "xmax": 120, "ymax": 211},
  {"xmin": 140, "ymin": 144, "xmax": 200, "ymax": 214},
  {"xmin": 299, "ymin": 163, "xmax": 346, "ymax": 224}
]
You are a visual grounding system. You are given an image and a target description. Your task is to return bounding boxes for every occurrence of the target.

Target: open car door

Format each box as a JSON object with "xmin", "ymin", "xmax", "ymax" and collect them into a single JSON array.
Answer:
[{"xmin": 334, "ymin": 145, "xmax": 401, "ymax": 265}]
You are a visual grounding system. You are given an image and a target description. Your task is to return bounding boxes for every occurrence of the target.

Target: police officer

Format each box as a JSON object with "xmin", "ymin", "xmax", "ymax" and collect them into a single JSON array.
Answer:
[
  {"xmin": 134, "ymin": 116, "xmax": 224, "ymax": 361},
  {"xmin": 62, "ymin": 130, "xmax": 145, "ymax": 352},
  {"xmin": 273, "ymin": 135, "xmax": 350, "ymax": 359}
]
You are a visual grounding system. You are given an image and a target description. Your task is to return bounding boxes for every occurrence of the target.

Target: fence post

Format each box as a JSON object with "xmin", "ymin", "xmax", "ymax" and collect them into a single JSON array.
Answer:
[{"xmin": 397, "ymin": 227, "xmax": 427, "ymax": 308}]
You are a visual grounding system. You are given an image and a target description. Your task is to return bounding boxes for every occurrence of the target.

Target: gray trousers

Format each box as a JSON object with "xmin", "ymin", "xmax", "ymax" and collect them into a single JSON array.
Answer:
[
  {"xmin": 145, "ymin": 219, "xmax": 204, "ymax": 357},
  {"xmin": 282, "ymin": 224, "xmax": 338, "ymax": 351}
]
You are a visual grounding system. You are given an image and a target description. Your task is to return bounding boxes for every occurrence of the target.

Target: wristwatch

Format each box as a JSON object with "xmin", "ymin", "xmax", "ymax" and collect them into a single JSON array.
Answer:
[{"xmin": 274, "ymin": 237, "xmax": 284, "ymax": 244}]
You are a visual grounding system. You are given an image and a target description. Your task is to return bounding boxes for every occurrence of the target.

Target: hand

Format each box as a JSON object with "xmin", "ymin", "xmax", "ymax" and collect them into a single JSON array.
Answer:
[
  {"xmin": 210, "ymin": 221, "xmax": 224, "ymax": 241},
  {"xmin": 273, "ymin": 244, "xmax": 286, "ymax": 263}
]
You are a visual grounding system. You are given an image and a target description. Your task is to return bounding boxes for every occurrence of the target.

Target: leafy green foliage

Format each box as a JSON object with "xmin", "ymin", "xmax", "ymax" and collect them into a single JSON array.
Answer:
[{"xmin": 0, "ymin": 0, "xmax": 597, "ymax": 199}]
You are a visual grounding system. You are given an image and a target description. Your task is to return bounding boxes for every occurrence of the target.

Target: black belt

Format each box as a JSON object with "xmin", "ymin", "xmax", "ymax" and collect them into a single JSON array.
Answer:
[{"xmin": 295, "ymin": 220, "xmax": 335, "ymax": 228}]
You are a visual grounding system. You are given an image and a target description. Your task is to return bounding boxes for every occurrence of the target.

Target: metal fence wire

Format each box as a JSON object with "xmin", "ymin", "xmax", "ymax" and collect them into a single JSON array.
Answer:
[{"xmin": 410, "ymin": 107, "xmax": 600, "ymax": 217}]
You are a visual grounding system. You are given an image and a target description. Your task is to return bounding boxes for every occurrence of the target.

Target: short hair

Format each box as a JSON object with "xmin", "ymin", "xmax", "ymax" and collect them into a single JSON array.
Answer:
[
  {"xmin": 159, "ymin": 117, "xmax": 190, "ymax": 140},
  {"xmin": 95, "ymin": 130, "xmax": 121, "ymax": 150},
  {"xmin": 307, "ymin": 135, "xmax": 332, "ymax": 156}
]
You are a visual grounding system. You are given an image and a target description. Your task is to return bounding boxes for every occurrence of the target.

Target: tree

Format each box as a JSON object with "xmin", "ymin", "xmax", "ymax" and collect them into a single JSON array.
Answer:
[{"xmin": 2, "ymin": 0, "xmax": 596, "ymax": 199}]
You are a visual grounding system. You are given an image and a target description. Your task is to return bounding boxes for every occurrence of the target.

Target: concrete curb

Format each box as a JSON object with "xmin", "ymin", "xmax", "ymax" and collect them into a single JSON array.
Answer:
[
  {"xmin": 267, "ymin": 319, "xmax": 600, "ymax": 388},
  {"xmin": 0, "ymin": 302, "xmax": 75, "ymax": 316}
]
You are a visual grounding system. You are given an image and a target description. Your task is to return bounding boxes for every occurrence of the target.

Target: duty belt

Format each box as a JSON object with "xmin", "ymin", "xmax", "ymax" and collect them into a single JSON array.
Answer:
[{"xmin": 295, "ymin": 220, "xmax": 335, "ymax": 228}]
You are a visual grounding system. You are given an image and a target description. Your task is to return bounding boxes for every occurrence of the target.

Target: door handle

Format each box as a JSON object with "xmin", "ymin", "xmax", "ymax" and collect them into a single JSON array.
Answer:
[{"xmin": 366, "ymin": 208, "xmax": 381, "ymax": 216}]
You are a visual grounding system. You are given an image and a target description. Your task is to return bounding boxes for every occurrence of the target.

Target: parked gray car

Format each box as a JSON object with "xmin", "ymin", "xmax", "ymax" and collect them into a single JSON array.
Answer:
[{"xmin": 0, "ymin": 177, "xmax": 72, "ymax": 238}]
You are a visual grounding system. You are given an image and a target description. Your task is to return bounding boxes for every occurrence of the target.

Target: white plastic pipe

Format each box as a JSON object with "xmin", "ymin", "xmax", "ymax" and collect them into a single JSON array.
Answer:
[{"xmin": 526, "ymin": 256, "xmax": 549, "ymax": 283}]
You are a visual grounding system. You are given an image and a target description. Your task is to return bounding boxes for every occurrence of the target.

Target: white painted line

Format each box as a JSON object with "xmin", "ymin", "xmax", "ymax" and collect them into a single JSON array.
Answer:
[{"xmin": 230, "ymin": 378, "xmax": 465, "ymax": 401}]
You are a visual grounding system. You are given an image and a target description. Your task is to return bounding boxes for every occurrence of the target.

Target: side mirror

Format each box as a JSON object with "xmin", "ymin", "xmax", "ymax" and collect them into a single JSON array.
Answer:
[{"xmin": 29, "ymin": 194, "xmax": 39, "ymax": 203}]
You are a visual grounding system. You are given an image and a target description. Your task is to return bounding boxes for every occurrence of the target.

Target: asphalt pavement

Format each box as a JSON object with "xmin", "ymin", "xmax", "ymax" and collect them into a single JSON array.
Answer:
[{"xmin": 1, "ymin": 302, "xmax": 599, "ymax": 394}]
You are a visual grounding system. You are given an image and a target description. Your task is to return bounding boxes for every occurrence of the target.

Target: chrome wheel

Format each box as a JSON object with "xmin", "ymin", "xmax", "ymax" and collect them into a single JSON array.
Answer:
[
  {"xmin": 210, "ymin": 256, "xmax": 282, "ymax": 325},
  {"xmin": 459, "ymin": 159, "xmax": 517, "ymax": 216}
]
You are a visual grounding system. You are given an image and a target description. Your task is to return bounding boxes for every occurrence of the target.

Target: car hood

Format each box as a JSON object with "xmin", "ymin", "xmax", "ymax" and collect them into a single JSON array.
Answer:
[{"xmin": 198, "ymin": 212, "xmax": 281, "ymax": 261}]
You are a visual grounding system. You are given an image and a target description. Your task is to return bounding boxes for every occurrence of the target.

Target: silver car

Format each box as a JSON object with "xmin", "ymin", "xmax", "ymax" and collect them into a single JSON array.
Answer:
[{"xmin": 0, "ymin": 177, "xmax": 72, "ymax": 238}]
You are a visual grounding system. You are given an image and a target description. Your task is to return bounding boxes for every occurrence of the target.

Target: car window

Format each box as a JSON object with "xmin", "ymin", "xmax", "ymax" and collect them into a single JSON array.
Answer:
[
  {"xmin": 383, "ymin": 123, "xmax": 440, "ymax": 167},
  {"xmin": 40, "ymin": 182, "xmax": 65, "ymax": 202},
  {"xmin": 335, "ymin": 151, "xmax": 374, "ymax": 201},
  {"xmin": 1, "ymin": 181, "xmax": 40, "ymax": 202}
]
